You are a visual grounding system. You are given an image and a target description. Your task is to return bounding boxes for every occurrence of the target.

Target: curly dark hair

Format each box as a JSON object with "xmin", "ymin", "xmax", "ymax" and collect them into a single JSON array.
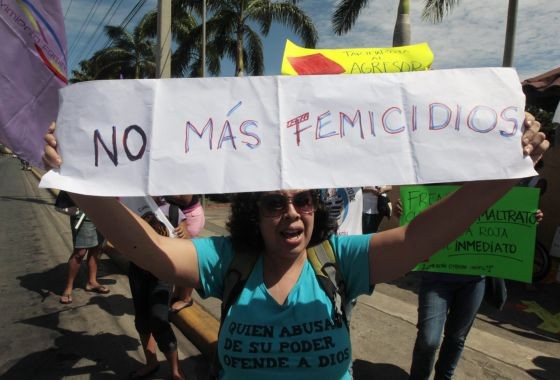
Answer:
[{"xmin": 226, "ymin": 190, "xmax": 338, "ymax": 253}]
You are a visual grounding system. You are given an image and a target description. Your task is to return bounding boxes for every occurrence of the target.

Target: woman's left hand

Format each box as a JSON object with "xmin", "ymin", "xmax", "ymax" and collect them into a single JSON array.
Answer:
[
  {"xmin": 535, "ymin": 209, "xmax": 544, "ymax": 224},
  {"xmin": 175, "ymin": 225, "xmax": 187, "ymax": 239},
  {"xmin": 522, "ymin": 112, "xmax": 549, "ymax": 165}
]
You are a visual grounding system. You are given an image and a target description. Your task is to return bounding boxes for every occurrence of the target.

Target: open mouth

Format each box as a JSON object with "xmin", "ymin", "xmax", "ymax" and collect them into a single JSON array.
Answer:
[{"xmin": 281, "ymin": 228, "xmax": 303, "ymax": 241}]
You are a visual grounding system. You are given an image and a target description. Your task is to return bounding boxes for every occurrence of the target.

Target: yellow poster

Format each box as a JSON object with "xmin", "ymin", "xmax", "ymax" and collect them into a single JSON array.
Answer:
[{"xmin": 281, "ymin": 39, "xmax": 434, "ymax": 76}]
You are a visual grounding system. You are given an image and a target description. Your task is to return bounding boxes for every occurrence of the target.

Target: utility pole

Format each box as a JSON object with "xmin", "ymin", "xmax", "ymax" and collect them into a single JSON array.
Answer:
[
  {"xmin": 156, "ymin": 0, "xmax": 171, "ymax": 78},
  {"xmin": 502, "ymin": 0, "xmax": 518, "ymax": 67},
  {"xmin": 201, "ymin": 0, "xmax": 206, "ymax": 77}
]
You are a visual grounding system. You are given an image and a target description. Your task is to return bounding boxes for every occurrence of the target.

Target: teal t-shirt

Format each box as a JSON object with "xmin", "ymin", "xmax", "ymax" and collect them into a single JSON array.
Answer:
[{"xmin": 193, "ymin": 234, "xmax": 373, "ymax": 380}]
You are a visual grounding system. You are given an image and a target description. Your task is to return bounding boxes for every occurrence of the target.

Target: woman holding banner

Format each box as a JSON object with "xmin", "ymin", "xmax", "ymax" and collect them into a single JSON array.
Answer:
[{"xmin": 42, "ymin": 114, "xmax": 548, "ymax": 379}]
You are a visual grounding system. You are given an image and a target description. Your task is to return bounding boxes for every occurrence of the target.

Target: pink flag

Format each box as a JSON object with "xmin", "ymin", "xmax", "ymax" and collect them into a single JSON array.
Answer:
[{"xmin": 0, "ymin": 0, "xmax": 67, "ymax": 168}]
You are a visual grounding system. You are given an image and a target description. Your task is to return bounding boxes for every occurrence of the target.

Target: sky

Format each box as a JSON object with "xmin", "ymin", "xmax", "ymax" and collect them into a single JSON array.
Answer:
[{"xmin": 62, "ymin": 0, "xmax": 559, "ymax": 81}]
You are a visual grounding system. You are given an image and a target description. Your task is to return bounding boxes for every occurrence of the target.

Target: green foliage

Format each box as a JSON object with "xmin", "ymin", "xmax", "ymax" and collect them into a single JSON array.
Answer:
[
  {"xmin": 71, "ymin": 0, "xmax": 317, "ymax": 81},
  {"xmin": 526, "ymin": 104, "xmax": 558, "ymax": 138}
]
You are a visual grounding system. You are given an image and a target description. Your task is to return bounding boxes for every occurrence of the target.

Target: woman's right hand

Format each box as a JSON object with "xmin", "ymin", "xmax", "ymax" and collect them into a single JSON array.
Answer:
[{"xmin": 42, "ymin": 122, "xmax": 61, "ymax": 170}]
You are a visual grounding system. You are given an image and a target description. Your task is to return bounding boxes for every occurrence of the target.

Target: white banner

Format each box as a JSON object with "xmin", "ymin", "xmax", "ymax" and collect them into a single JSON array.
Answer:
[{"xmin": 40, "ymin": 68, "xmax": 535, "ymax": 196}]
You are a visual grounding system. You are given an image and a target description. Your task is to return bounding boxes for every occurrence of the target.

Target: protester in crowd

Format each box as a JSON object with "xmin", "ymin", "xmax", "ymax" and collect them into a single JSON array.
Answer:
[
  {"xmin": 122, "ymin": 196, "xmax": 186, "ymax": 380},
  {"xmin": 165, "ymin": 195, "xmax": 206, "ymax": 312},
  {"xmin": 20, "ymin": 158, "xmax": 31, "ymax": 170},
  {"xmin": 60, "ymin": 211, "xmax": 109, "ymax": 304},
  {"xmin": 362, "ymin": 185, "xmax": 393, "ymax": 233},
  {"xmin": 392, "ymin": 196, "xmax": 545, "ymax": 380},
  {"xmin": 321, "ymin": 188, "xmax": 363, "ymax": 235},
  {"xmin": 43, "ymin": 115, "xmax": 548, "ymax": 379}
]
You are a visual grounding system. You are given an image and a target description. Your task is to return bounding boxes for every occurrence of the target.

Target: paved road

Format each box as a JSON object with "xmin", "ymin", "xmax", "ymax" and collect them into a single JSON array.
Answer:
[
  {"xmin": 1, "ymin": 151, "xmax": 559, "ymax": 379},
  {"xmin": 0, "ymin": 154, "xmax": 207, "ymax": 379}
]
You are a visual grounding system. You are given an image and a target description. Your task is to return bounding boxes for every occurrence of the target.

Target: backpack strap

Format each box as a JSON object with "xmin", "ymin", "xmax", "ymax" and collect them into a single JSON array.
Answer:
[
  {"xmin": 168, "ymin": 204, "xmax": 180, "ymax": 228},
  {"xmin": 220, "ymin": 249, "xmax": 259, "ymax": 324},
  {"xmin": 210, "ymin": 249, "xmax": 259, "ymax": 378},
  {"xmin": 307, "ymin": 240, "xmax": 348, "ymax": 329}
]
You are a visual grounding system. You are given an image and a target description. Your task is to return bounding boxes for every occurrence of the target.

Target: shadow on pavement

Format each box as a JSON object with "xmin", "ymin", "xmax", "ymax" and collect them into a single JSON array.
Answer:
[
  {"xmin": 3, "ymin": 311, "xmax": 141, "ymax": 379},
  {"xmin": 0, "ymin": 195, "xmax": 54, "ymax": 206},
  {"xmin": 353, "ymin": 359, "xmax": 409, "ymax": 379},
  {"xmin": 528, "ymin": 356, "xmax": 560, "ymax": 379},
  {"xmin": 17, "ymin": 259, "xmax": 120, "ymax": 302}
]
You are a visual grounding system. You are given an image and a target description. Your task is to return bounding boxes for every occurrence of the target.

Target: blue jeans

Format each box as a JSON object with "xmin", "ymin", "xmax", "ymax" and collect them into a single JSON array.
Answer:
[{"xmin": 409, "ymin": 274, "xmax": 486, "ymax": 380}]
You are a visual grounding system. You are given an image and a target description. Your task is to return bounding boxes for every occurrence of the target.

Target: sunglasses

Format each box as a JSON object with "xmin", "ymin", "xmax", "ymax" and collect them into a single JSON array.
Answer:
[{"xmin": 258, "ymin": 191, "xmax": 315, "ymax": 218}]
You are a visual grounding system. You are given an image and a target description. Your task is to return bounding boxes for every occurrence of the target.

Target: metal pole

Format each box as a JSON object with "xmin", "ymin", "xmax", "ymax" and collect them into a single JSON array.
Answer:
[
  {"xmin": 502, "ymin": 0, "xmax": 518, "ymax": 67},
  {"xmin": 156, "ymin": 0, "xmax": 172, "ymax": 78},
  {"xmin": 201, "ymin": 0, "xmax": 206, "ymax": 77},
  {"xmin": 201, "ymin": 0, "xmax": 208, "ymax": 209}
]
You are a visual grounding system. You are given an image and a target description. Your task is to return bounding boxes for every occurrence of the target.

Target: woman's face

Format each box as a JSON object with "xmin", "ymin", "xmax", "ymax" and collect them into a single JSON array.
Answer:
[{"xmin": 258, "ymin": 190, "xmax": 315, "ymax": 259}]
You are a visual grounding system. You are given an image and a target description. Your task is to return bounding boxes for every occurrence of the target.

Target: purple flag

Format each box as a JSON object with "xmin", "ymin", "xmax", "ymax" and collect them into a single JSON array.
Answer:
[{"xmin": 0, "ymin": 0, "xmax": 67, "ymax": 168}]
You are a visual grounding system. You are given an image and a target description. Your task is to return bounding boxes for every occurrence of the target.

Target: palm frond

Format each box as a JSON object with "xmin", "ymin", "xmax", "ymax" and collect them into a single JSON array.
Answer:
[
  {"xmin": 422, "ymin": 0, "xmax": 461, "ymax": 23},
  {"xmin": 332, "ymin": 0, "xmax": 370, "ymax": 35}
]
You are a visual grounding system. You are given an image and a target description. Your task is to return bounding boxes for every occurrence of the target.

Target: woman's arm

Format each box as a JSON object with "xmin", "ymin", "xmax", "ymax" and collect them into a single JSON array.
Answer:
[
  {"xmin": 369, "ymin": 179, "xmax": 515, "ymax": 283},
  {"xmin": 71, "ymin": 194, "xmax": 201, "ymax": 288},
  {"xmin": 43, "ymin": 123, "xmax": 201, "ymax": 287},
  {"xmin": 70, "ymin": 194, "xmax": 200, "ymax": 288},
  {"xmin": 368, "ymin": 113, "xmax": 549, "ymax": 284}
]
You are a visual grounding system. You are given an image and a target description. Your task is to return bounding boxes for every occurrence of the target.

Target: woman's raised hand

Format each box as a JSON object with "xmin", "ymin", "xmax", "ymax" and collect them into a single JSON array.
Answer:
[
  {"xmin": 42, "ymin": 122, "xmax": 61, "ymax": 170},
  {"xmin": 522, "ymin": 112, "xmax": 549, "ymax": 165}
]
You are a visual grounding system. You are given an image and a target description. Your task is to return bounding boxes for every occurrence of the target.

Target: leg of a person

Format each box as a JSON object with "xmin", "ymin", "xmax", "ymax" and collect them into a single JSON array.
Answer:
[
  {"xmin": 370, "ymin": 213, "xmax": 384, "ymax": 232},
  {"xmin": 61, "ymin": 214, "xmax": 89, "ymax": 301},
  {"xmin": 82, "ymin": 224, "xmax": 109, "ymax": 293},
  {"xmin": 163, "ymin": 349, "xmax": 184, "ymax": 380},
  {"xmin": 129, "ymin": 264, "xmax": 160, "ymax": 373},
  {"xmin": 61, "ymin": 247, "xmax": 87, "ymax": 299},
  {"xmin": 171, "ymin": 204, "xmax": 206, "ymax": 312},
  {"xmin": 149, "ymin": 278, "xmax": 180, "ymax": 377},
  {"xmin": 409, "ymin": 279, "xmax": 453, "ymax": 380},
  {"xmin": 170, "ymin": 286, "xmax": 194, "ymax": 312},
  {"xmin": 362, "ymin": 213, "xmax": 375, "ymax": 234},
  {"xmin": 139, "ymin": 333, "xmax": 160, "ymax": 373},
  {"xmin": 434, "ymin": 277, "xmax": 486, "ymax": 380},
  {"xmin": 85, "ymin": 245, "xmax": 101, "ymax": 288}
]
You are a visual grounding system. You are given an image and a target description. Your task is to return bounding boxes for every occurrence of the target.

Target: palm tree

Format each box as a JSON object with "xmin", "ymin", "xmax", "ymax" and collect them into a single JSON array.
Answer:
[
  {"xmin": 181, "ymin": 0, "xmax": 318, "ymax": 76},
  {"xmin": 332, "ymin": 0, "xmax": 460, "ymax": 47},
  {"xmin": 70, "ymin": 59, "xmax": 97, "ymax": 83},
  {"xmin": 94, "ymin": 12, "xmax": 157, "ymax": 79},
  {"xmin": 70, "ymin": 49, "xmax": 125, "ymax": 82},
  {"xmin": 141, "ymin": 3, "xmax": 222, "ymax": 77}
]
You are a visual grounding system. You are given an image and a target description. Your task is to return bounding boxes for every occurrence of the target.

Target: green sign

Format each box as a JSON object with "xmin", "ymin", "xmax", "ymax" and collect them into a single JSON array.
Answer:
[{"xmin": 400, "ymin": 185, "xmax": 539, "ymax": 282}]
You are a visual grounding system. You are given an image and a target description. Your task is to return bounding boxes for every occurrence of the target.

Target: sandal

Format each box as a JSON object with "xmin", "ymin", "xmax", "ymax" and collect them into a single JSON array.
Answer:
[
  {"xmin": 60, "ymin": 293, "xmax": 73, "ymax": 304},
  {"xmin": 128, "ymin": 364, "xmax": 160, "ymax": 379},
  {"xmin": 85, "ymin": 285, "xmax": 110, "ymax": 294},
  {"xmin": 170, "ymin": 299, "xmax": 193, "ymax": 313}
]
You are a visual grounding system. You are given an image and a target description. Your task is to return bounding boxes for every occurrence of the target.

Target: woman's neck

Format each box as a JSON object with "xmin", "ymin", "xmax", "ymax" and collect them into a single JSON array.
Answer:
[{"xmin": 262, "ymin": 250, "xmax": 306, "ymax": 304}]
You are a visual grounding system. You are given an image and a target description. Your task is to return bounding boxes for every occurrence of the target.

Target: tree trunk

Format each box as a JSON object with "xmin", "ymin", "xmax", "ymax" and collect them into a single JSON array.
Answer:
[
  {"xmin": 392, "ymin": 0, "xmax": 411, "ymax": 47},
  {"xmin": 235, "ymin": 27, "xmax": 244, "ymax": 76},
  {"xmin": 235, "ymin": 8, "xmax": 245, "ymax": 77}
]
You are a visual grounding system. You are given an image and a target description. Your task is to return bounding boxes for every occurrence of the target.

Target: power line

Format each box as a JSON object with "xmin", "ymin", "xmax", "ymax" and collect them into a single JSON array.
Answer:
[
  {"xmin": 75, "ymin": 0, "xmax": 122, "ymax": 65},
  {"xmin": 96, "ymin": 0, "xmax": 147, "ymax": 51},
  {"xmin": 68, "ymin": 0, "xmax": 148, "ymax": 75},
  {"xmin": 64, "ymin": 0, "xmax": 73, "ymax": 18},
  {"xmin": 68, "ymin": 0, "xmax": 102, "ymax": 63}
]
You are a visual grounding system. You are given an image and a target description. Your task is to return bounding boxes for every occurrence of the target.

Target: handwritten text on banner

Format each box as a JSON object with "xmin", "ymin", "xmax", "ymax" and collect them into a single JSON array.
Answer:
[
  {"xmin": 40, "ymin": 68, "xmax": 535, "ymax": 196},
  {"xmin": 281, "ymin": 39, "xmax": 433, "ymax": 75},
  {"xmin": 400, "ymin": 185, "xmax": 539, "ymax": 282}
]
